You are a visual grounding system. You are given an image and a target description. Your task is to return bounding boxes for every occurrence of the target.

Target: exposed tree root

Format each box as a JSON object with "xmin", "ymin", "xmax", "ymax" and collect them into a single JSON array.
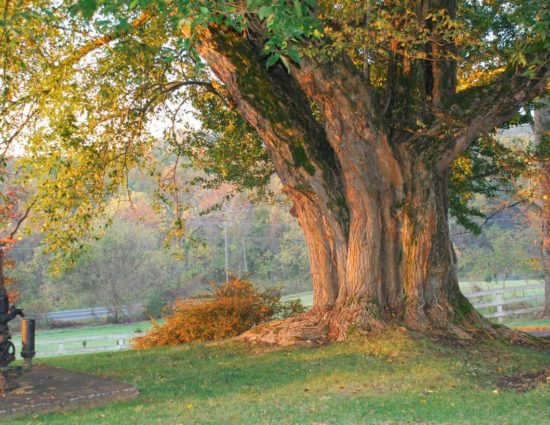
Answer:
[
  {"xmin": 237, "ymin": 303, "xmax": 384, "ymax": 346},
  {"xmin": 236, "ymin": 312, "xmax": 329, "ymax": 346},
  {"xmin": 237, "ymin": 306, "xmax": 549, "ymax": 349}
]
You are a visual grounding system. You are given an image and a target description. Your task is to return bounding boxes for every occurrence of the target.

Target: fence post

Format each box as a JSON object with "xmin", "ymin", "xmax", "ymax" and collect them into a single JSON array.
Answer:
[
  {"xmin": 58, "ymin": 342, "xmax": 64, "ymax": 354},
  {"xmin": 496, "ymin": 290, "xmax": 504, "ymax": 324}
]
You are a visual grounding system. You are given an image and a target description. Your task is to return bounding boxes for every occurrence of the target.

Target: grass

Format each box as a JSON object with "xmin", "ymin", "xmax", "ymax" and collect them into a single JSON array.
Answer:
[
  {"xmin": 10, "ymin": 321, "xmax": 153, "ymax": 358},
  {"xmin": 507, "ymin": 319, "xmax": 550, "ymax": 329},
  {"xmin": 12, "ymin": 321, "xmax": 153, "ymax": 342},
  {"xmin": 282, "ymin": 290, "xmax": 313, "ymax": 307},
  {"xmin": 5, "ymin": 329, "xmax": 550, "ymax": 425}
]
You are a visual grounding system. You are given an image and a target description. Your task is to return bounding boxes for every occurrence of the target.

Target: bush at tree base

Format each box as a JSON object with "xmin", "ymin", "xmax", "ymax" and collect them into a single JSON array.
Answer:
[{"xmin": 133, "ymin": 278, "xmax": 304, "ymax": 348}]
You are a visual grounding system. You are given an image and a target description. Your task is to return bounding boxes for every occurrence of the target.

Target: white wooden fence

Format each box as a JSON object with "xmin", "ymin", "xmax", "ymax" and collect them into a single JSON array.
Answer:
[{"xmin": 465, "ymin": 283, "xmax": 545, "ymax": 323}]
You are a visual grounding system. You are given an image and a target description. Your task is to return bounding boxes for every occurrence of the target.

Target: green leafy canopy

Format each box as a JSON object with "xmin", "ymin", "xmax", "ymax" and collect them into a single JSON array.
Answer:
[{"xmin": 1, "ymin": 0, "xmax": 548, "ymax": 257}]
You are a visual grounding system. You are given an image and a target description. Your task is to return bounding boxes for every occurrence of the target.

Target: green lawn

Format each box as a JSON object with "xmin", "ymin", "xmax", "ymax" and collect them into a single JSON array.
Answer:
[
  {"xmin": 10, "ymin": 322, "xmax": 153, "ymax": 358},
  {"xmin": 506, "ymin": 319, "xmax": 550, "ymax": 329},
  {"xmin": 14, "ymin": 321, "xmax": 152, "ymax": 341},
  {"xmin": 282, "ymin": 290, "xmax": 314, "ymax": 307},
  {"xmin": 5, "ymin": 329, "xmax": 549, "ymax": 425}
]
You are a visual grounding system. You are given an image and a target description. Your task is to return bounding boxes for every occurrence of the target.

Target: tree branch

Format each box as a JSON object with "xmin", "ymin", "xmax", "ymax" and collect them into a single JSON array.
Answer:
[
  {"xmin": 291, "ymin": 55, "xmax": 381, "ymax": 141},
  {"xmin": 8, "ymin": 199, "xmax": 35, "ymax": 240},
  {"xmin": 191, "ymin": 25, "xmax": 345, "ymax": 198},
  {"xmin": 62, "ymin": 12, "xmax": 150, "ymax": 69},
  {"xmin": 437, "ymin": 58, "xmax": 550, "ymax": 172}
]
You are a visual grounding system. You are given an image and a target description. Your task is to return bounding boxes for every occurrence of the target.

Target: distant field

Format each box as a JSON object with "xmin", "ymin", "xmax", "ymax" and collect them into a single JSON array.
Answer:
[
  {"xmin": 10, "ymin": 321, "xmax": 153, "ymax": 359},
  {"xmin": 282, "ymin": 290, "xmax": 314, "ymax": 307},
  {"xmin": 506, "ymin": 319, "xmax": 550, "ymax": 329},
  {"xmin": 460, "ymin": 279, "xmax": 544, "ymax": 297}
]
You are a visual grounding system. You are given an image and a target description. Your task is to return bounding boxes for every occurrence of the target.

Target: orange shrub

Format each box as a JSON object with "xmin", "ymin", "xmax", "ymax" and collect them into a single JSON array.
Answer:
[{"xmin": 133, "ymin": 278, "xmax": 304, "ymax": 348}]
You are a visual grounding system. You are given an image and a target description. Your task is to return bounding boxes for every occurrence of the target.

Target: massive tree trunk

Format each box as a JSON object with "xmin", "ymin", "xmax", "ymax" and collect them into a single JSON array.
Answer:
[
  {"xmin": 290, "ymin": 144, "xmax": 477, "ymax": 339},
  {"xmin": 534, "ymin": 98, "xmax": 550, "ymax": 318},
  {"xmin": 185, "ymin": 3, "xmax": 550, "ymax": 345}
]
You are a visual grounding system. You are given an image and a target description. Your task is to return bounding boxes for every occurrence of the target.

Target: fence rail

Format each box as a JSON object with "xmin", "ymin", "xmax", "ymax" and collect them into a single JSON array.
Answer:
[
  {"xmin": 484, "ymin": 306, "xmax": 542, "ymax": 319},
  {"xmin": 464, "ymin": 283, "xmax": 544, "ymax": 298},
  {"xmin": 473, "ymin": 295, "xmax": 544, "ymax": 309},
  {"xmin": 466, "ymin": 283, "xmax": 545, "ymax": 323}
]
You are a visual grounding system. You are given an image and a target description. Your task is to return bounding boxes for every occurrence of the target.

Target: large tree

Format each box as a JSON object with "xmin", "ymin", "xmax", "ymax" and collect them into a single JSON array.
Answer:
[{"xmin": 2, "ymin": 1, "xmax": 549, "ymax": 344}]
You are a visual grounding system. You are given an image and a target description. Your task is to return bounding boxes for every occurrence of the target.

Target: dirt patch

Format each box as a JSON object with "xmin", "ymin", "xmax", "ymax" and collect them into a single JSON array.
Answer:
[
  {"xmin": 497, "ymin": 368, "xmax": 550, "ymax": 393},
  {"xmin": 0, "ymin": 364, "xmax": 138, "ymax": 418}
]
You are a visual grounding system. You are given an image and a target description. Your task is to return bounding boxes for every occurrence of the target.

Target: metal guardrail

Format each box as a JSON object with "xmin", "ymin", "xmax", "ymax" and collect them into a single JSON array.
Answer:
[{"xmin": 46, "ymin": 305, "xmax": 141, "ymax": 321}]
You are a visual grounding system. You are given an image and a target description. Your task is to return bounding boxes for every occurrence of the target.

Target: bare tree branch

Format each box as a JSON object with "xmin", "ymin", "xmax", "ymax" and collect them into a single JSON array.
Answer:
[{"xmin": 7, "ymin": 199, "xmax": 35, "ymax": 240}]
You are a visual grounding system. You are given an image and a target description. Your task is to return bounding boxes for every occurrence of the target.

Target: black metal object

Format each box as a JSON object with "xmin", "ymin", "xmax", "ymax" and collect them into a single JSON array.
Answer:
[
  {"xmin": 0, "ymin": 288, "xmax": 23, "ymax": 325},
  {"xmin": 0, "ymin": 287, "xmax": 23, "ymax": 369},
  {"xmin": 0, "ymin": 245, "xmax": 34, "ymax": 395}
]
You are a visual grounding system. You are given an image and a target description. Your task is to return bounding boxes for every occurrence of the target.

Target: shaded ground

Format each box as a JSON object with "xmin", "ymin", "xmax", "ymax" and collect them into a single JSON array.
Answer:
[
  {"xmin": 0, "ymin": 365, "xmax": 138, "ymax": 418},
  {"xmin": 498, "ymin": 369, "xmax": 550, "ymax": 393}
]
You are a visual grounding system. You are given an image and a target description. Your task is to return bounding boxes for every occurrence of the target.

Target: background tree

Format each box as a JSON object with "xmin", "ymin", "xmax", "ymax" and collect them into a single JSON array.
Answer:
[
  {"xmin": 533, "ymin": 97, "xmax": 550, "ymax": 317},
  {"xmin": 2, "ymin": 1, "xmax": 549, "ymax": 344}
]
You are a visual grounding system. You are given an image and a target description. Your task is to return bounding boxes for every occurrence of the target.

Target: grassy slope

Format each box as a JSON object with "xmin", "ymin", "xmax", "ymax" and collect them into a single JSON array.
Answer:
[{"xmin": 6, "ymin": 330, "xmax": 550, "ymax": 425}]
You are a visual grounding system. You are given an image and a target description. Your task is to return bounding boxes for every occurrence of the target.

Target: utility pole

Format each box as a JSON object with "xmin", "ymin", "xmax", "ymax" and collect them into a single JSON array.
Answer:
[
  {"xmin": 241, "ymin": 238, "xmax": 248, "ymax": 274},
  {"xmin": 222, "ymin": 223, "xmax": 229, "ymax": 283}
]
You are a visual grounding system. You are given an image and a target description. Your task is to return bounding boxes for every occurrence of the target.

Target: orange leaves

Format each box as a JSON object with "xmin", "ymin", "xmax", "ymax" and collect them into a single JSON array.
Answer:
[{"xmin": 133, "ymin": 278, "xmax": 303, "ymax": 349}]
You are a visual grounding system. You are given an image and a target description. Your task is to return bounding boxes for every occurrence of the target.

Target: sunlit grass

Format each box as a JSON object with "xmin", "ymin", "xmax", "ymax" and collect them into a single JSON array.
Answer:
[{"xmin": 5, "ymin": 328, "xmax": 549, "ymax": 425}]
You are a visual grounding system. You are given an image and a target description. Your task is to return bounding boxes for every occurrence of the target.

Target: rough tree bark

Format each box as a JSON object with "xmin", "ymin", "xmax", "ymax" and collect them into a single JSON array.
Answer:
[
  {"xmin": 534, "ymin": 98, "xmax": 550, "ymax": 318},
  {"xmin": 185, "ymin": 3, "xmax": 550, "ymax": 345}
]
